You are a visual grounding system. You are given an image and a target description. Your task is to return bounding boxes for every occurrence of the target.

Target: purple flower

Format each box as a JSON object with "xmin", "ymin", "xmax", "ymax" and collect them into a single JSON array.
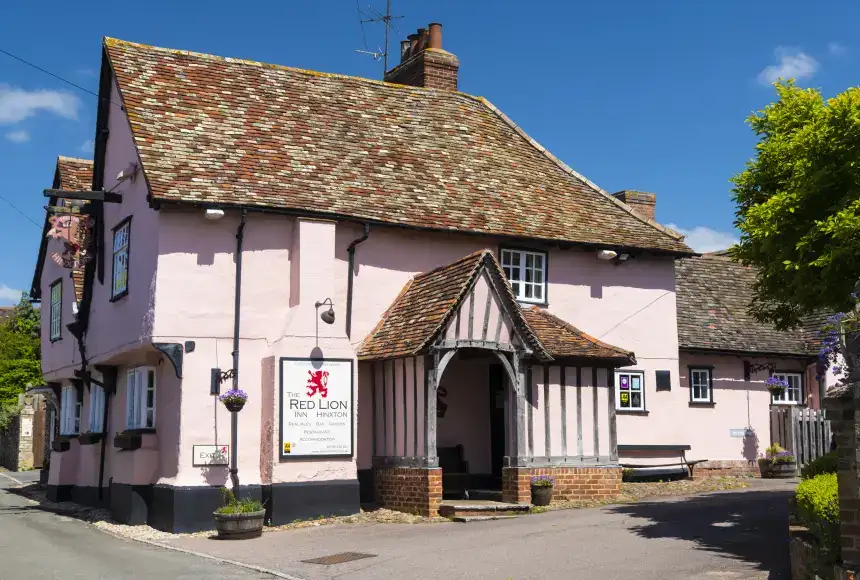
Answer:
[
  {"xmin": 765, "ymin": 376, "xmax": 789, "ymax": 390},
  {"xmin": 530, "ymin": 475, "xmax": 554, "ymax": 487},
  {"xmin": 219, "ymin": 389, "xmax": 249, "ymax": 403}
]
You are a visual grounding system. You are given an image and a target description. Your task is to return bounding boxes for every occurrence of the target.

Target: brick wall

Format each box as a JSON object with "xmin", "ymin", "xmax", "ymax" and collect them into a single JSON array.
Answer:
[
  {"xmin": 373, "ymin": 467, "xmax": 442, "ymax": 516},
  {"xmin": 502, "ymin": 466, "xmax": 622, "ymax": 504},
  {"xmin": 692, "ymin": 460, "xmax": 760, "ymax": 480},
  {"xmin": 384, "ymin": 49, "xmax": 459, "ymax": 91},
  {"xmin": 790, "ymin": 525, "xmax": 854, "ymax": 580},
  {"xmin": 825, "ymin": 384, "xmax": 860, "ymax": 569}
]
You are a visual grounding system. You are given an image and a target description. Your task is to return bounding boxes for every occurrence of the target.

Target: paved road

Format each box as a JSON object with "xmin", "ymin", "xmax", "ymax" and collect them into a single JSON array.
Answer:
[
  {"xmin": 172, "ymin": 479, "xmax": 796, "ymax": 580},
  {"xmin": 0, "ymin": 477, "xmax": 270, "ymax": 580}
]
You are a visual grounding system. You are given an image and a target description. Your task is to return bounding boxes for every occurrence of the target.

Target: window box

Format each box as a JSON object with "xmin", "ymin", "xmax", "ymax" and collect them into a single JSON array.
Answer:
[
  {"xmin": 51, "ymin": 437, "xmax": 72, "ymax": 452},
  {"xmin": 77, "ymin": 432, "xmax": 103, "ymax": 446},
  {"xmin": 114, "ymin": 431, "xmax": 144, "ymax": 451}
]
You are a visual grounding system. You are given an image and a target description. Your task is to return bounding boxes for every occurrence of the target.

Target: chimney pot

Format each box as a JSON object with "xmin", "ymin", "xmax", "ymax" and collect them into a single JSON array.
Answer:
[
  {"xmin": 407, "ymin": 33, "xmax": 419, "ymax": 56},
  {"xmin": 428, "ymin": 23, "xmax": 443, "ymax": 49},
  {"xmin": 416, "ymin": 28, "xmax": 428, "ymax": 52},
  {"xmin": 400, "ymin": 40, "xmax": 411, "ymax": 62}
]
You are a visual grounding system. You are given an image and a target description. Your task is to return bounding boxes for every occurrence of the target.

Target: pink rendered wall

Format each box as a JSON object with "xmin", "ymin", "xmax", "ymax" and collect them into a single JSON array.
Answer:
[
  {"xmin": 437, "ymin": 354, "xmax": 491, "ymax": 474},
  {"xmin": 621, "ymin": 353, "xmax": 809, "ymax": 464},
  {"xmin": 40, "ymin": 253, "xmax": 80, "ymax": 380}
]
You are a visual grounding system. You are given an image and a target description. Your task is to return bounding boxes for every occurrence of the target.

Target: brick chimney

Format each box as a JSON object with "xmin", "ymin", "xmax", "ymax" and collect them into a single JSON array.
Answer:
[
  {"xmin": 612, "ymin": 190, "xmax": 657, "ymax": 221},
  {"xmin": 384, "ymin": 23, "xmax": 459, "ymax": 90}
]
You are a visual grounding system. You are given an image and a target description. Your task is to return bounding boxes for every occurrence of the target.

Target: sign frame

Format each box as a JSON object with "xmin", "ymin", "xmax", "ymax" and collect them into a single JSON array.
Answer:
[
  {"xmin": 278, "ymin": 356, "xmax": 354, "ymax": 461},
  {"xmin": 192, "ymin": 444, "xmax": 229, "ymax": 466}
]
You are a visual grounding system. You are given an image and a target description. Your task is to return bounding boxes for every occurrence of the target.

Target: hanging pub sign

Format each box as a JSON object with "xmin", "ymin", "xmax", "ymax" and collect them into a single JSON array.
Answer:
[
  {"xmin": 280, "ymin": 357, "xmax": 353, "ymax": 459},
  {"xmin": 46, "ymin": 210, "xmax": 94, "ymax": 269}
]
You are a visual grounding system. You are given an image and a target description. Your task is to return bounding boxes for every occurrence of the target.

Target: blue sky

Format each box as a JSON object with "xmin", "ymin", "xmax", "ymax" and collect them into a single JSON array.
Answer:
[{"xmin": 1, "ymin": 0, "xmax": 857, "ymax": 305}]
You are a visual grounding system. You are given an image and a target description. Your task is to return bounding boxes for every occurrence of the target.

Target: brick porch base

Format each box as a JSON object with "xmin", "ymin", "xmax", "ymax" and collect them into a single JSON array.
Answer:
[
  {"xmin": 692, "ymin": 460, "xmax": 760, "ymax": 479},
  {"xmin": 373, "ymin": 467, "xmax": 442, "ymax": 516},
  {"xmin": 502, "ymin": 466, "xmax": 622, "ymax": 504}
]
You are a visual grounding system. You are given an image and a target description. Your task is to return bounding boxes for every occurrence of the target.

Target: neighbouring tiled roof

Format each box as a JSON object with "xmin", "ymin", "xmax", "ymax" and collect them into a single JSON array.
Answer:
[
  {"xmin": 521, "ymin": 307, "xmax": 636, "ymax": 365},
  {"xmin": 675, "ymin": 254, "xmax": 811, "ymax": 356},
  {"xmin": 56, "ymin": 156, "xmax": 93, "ymax": 303},
  {"xmin": 358, "ymin": 250, "xmax": 548, "ymax": 361},
  {"xmin": 103, "ymin": 38, "xmax": 693, "ymax": 255}
]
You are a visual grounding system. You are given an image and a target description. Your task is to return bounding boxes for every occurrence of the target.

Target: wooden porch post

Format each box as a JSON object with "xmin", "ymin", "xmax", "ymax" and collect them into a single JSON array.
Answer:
[
  {"xmin": 425, "ymin": 353, "xmax": 438, "ymax": 467},
  {"xmin": 512, "ymin": 354, "xmax": 528, "ymax": 465}
]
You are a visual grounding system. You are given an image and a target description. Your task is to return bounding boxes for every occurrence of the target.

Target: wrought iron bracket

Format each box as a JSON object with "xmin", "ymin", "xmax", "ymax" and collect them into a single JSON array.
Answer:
[{"xmin": 153, "ymin": 342, "xmax": 183, "ymax": 379}]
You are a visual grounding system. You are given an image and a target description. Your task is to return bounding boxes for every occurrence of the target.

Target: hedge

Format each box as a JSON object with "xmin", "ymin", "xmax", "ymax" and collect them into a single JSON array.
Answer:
[
  {"xmin": 795, "ymin": 473, "xmax": 840, "ymax": 562},
  {"xmin": 801, "ymin": 451, "xmax": 838, "ymax": 480}
]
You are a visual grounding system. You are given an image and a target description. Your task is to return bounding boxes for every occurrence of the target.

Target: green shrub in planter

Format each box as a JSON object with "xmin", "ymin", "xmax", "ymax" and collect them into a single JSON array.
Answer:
[
  {"xmin": 795, "ymin": 473, "xmax": 840, "ymax": 563},
  {"xmin": 801, "ymin": 451, "xmax": 837, "ymax": 480}
]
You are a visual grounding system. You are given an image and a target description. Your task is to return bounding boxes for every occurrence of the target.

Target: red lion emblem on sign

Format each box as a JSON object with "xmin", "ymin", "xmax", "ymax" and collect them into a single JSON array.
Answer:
[{"xmin": 306, "ymin": 370, "xmax": 329, "ymax": 398}]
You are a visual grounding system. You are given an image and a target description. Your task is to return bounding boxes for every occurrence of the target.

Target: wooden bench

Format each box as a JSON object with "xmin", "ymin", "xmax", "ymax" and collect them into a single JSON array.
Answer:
[{"xmin": 618, "ymin": 444, "xmax": 708, "ymax": 478}]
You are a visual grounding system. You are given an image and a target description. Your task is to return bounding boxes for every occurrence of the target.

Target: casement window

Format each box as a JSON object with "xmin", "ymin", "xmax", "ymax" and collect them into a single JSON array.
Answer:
[
  {"xmin": 49, "ymin": 279, "xmax": 62, "ymax": 341},
  {"xmin": 126, "ymin": 367, "xmax": 156, "ymax": 429},
  {"xmin": 771, "ymin": 372, "xmax": 803, "ymax": 405},
  {"xmin": 500, "ymin": 248, "xmax": 547, "ymax": 304},
  {"xmin": 616, "ymin": 370, "xmax": 645, "ymax": 411},
  {"xmin": 111, "ymin": 218, "xmax": 131, "ymax": 299},
  {"xmin": 88, "ymin": 384, "xmax": 106, "ymax": 433},
  {"xmin": 60, "ymin": 385, "xmax": 81, "ymax": 435},
  {"xmin": 689, "ymin": 367, "xmax": 714, "ymax": 404}
]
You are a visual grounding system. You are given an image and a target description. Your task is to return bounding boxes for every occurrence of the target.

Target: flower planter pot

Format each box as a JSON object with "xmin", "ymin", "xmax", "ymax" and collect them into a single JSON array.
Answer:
[
  {"xmin": 767, "ymin": 387, "xmax": 785, "ymax": 398},
  {"xmin": 77, "ymin": 433, "xmax": 103, "ymax": 446},
  {"xmin": 758, "ymin": 459, "xmax": 772, "ymax": 478},
  {"xmin": 213, "ymin": 510, "xmax": 265, "ymax": 539},
  {"xmin": 770, "ymin": 462, "xmax": 797, "ymax": 479},
  {"xmin": 223, "ymin": 400, "xmax": 246, "ymax": 413},
  {"xmin": 531, "ymin": 485, "xmax": 553, "ymax": 507},
  {"xmin": 51, "ymin": 438, "xmax": 70, "ymax": 452},
  {"xmin": 113, "ymin": 432, "xmax": 142, "ymax": 451}
]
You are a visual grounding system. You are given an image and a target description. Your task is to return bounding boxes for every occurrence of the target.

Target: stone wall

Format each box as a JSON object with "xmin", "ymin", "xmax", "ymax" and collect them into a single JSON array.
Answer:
[
  {"xmin": 692, "ymin": 460, "xmax": 760, "ymax": 479},
  {"xmin": 790, "ymin": 525, "xmax": 854, "ymax": 580},
  {"xmin": 373, "ymin": 467, "xmax": 442, "ymax": 516},
  {"xmin": 502, "ymin": 466, "xmax": 622, "ymax": 504},
  {"xmin": 0, "ymin": 396, "xmax": 46, "ymax": 471},
  {"xmin": 0, "ymin": 414, "xmax": 21, "ymax": 470}
]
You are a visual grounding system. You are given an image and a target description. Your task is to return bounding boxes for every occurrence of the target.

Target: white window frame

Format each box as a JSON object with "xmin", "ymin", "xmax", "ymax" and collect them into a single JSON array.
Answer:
[
  {"xmin": 500, "ymin": 248, "xmax": 547, "ymax": 304},
  {"xmin": 49, "ymin": 279, "xmax": 62, "ymax": 341},
  {"xmin": 615, "ymin": 370, "xmax": 645, "ymax": 411},
  {"xmin": 126, "ymin": 366, "xmax": 156, "ymax": 429},
  {"xmin": 689, "ymin": 368, "xmax": 713, "ymax": 404},
  {"xmin": 60, "ymin": 385, "xmax": 81, "ymax": 436},
  {"xmin": 88, "ymin": 383, "xmax": 106, "ymax": 433},
  {"xmin": 111, "ymin": 219, "xmax": 131, "ymax": 299},
  {"xmin": 771, "ymin": 372, "xmax": 803, "ymax": 405}
]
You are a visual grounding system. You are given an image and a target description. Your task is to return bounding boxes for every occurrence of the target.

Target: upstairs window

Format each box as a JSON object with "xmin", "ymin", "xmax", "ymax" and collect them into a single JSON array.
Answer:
[
  {"xmin": 49, "ymin": 279, "xmax": 62, "ymax": 341},
  {"xmin": 616, "ymin": 370, "xmax": 645, "ymax": 411},
  {"xmin": 500, "ymin": 248, "xmax": 547, "ymax": 304},
  {"xmin": 111, "ymin": 218, "xmax": 131, "ymax": 300},
  {"xmin": 689, "ymin": 367, "xmax": 713, "ymax": 404},
  {"xmin": 126, "ymin": 366, "xmax": 156, "ymax": 429},
  {"xmin": 88, "ymin": 383, "xmax": 106, "ymax": 433},
  {"xmin": 60, "ymin": 385, "xmax": 81, "ymax": 436},
  {"xmin": 771, "ymin": 372, "xmax": 803, "ymax": 405}
]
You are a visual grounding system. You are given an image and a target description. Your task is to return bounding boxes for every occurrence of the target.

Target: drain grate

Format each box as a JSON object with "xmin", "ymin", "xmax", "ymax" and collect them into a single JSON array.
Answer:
[{"xmin": 301, "ymin": 552, "xmax": 377, "ymax": 565}]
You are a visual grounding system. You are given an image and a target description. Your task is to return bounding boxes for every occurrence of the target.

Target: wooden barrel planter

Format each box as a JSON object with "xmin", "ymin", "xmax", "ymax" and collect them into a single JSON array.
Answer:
[
  {"xmin": 770, "ymin": 462, "xmax": 797, "ymax": 478},
  {"xmin": 213, "ymin": 510, "xmax": 265, "ymax": 539}
]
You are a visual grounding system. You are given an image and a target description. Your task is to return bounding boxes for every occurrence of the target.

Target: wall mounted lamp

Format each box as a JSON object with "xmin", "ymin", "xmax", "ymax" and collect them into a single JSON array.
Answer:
[{"xmin": 316, "ymin": 298, "xmax": 335, "ymax": 325}]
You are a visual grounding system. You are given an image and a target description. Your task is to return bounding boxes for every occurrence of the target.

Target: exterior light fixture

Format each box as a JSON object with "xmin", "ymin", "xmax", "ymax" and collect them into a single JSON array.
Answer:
[
  {"xmin": 204, "ymin": 208, "xmax": 225, "ymax": 221},
  {"xmin": 315, "ymin": 298, "xmax": 335, "ymax": 325},
  {"xmin": 597, "ymin": 250, "xmax": 617, "ymax": 261},
  {"xmin": 617, "ymin": 253, "xmax": 630, "ymax": 261}
]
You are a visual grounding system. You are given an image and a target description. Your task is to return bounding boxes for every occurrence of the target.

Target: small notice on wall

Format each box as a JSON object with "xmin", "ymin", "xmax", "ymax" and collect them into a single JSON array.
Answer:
[
  {"xmin": 280, "ymin": 357, "xmax": 354, "ymax": 460},
  {"xmin": 729, "ymin": 429, "xmax": 752, "ymax": 438},
  {"xmin": 192, "ymin": 445, "xmax": 229, "ymax": 466}
]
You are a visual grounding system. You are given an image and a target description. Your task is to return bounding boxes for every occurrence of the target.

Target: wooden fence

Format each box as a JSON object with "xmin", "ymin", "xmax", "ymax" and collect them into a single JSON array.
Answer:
[{"xmin": 770, "ymin": 407, "xmax": 832, "ymax": 468}]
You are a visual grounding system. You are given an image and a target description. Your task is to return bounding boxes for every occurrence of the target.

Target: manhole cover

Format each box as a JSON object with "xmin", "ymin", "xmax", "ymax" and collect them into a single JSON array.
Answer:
[{"xmin": 301, "ymin": 552, "xmax": 377, "ymax": 565}]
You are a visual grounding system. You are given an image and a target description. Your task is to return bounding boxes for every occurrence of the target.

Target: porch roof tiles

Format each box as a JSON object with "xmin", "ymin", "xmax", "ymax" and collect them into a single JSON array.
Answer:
[
  {"xmin": 103, "ymin": 38, "xmax": 693, "ymax": 255},
  {"xmin": 521, "ymin": 307, "xmax": 636, "ymax": 365}
]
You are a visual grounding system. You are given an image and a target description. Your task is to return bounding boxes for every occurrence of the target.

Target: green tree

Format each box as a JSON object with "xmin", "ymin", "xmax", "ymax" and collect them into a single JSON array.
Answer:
[
  {"xmin": 0, "ymin": 293, "xmax": 43, "ymax": 411},
  {"xmin": 732, "ymin": 80, "xmax": 860, "ymax": 329}
]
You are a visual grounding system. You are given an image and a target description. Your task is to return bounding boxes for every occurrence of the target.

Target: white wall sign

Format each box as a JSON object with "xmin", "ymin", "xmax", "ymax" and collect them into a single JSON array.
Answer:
[
  {"xmin": 729, "ymin": 429, "xmax": 752, "ymax": 438},
  {"xmin": 280, "ymin": 357, "xmax": 354, "ymax": 459},
  {"xmin": 192, "ymin": 444, "xmax": 229, "ymax": 466}
]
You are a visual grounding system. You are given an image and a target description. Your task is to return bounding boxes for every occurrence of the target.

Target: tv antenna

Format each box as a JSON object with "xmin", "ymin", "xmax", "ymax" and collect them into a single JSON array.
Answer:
[{"xmin": 355, "ymin": 0, "xmax": 403, "ymax": 72}]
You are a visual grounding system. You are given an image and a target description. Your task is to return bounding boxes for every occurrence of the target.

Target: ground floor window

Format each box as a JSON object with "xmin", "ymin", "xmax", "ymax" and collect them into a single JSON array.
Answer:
[
  {"xmin": 88, "ymin": 384, "xmax": 105, "ymax": 432},
  {"xmin": 616, "ymin": 370, "xmax": 645, "ymax": 411},
  {"xmin": 60, "ymin": 385, "xmax": 81, "ymax": 435},
  {"xmin": 689, "ymin": 367, "xmax": 713, "ymax": 403},
  {"xmin": 126, "ymin": 367, "xmax": 156, "ymax": 429},
  {"xmin": 771, "ymin": 372, "xmax": 803, "ymax": 405}
]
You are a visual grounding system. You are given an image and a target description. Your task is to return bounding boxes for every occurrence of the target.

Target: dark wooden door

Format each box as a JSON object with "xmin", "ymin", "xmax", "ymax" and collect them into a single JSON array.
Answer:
[{"xmin": 488, "ymin": 364, "xmax": 506, "ymax": 483}]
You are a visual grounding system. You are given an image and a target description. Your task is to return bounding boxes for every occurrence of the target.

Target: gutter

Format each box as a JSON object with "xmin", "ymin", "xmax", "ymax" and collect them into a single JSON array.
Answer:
[{"xmin": 345, "ymin": 224, "xmax": 370, "ymax": 338}]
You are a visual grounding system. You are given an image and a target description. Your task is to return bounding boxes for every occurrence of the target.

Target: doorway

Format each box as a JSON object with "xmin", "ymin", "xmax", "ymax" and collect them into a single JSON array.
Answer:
[{"xmin": 488, "ymin": 363, "xmax": 507, "ymax": 489}]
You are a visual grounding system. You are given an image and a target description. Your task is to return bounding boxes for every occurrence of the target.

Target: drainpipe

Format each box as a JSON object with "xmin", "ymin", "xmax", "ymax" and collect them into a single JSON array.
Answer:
[
  {"xmin": 345, "ymin": 224, "xmax": 370, "ymax": 339},
  {"xmin": 229, "ymin": 209, "xmax": 248, "ymax": 497},
  {"xmin": 97, "ymin": 390, "xmax": 110, "ymax": 501}
]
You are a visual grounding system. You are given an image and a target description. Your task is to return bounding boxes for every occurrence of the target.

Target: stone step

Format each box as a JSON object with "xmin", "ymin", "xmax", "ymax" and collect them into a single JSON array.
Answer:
[
  {"xmin": 438, "ymin": 500, "xmax": 530, "ymax": 519},
  {"xmin": 465, "ymin": 489, "xmax": 503, "ymax": 502},
  {"xmin": 451, "ymin": 515, "xmax": 521, "ymax": 523}
]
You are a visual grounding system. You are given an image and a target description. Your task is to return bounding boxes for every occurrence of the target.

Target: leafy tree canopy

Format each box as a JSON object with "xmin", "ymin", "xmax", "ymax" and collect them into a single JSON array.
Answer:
[
  {"xmin": 732, "ymin": 80, "xmax": 860, "ymax": 329},
  {"xmin": 0, "ymin": 293, "xmax": 43, "ymax": 411}
]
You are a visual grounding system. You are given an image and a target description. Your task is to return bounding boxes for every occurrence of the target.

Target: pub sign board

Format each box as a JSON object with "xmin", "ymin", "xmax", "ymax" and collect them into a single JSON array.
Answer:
[{"xmin": 279, "ymin": 357, "xmax": 354, "ymax": 460}]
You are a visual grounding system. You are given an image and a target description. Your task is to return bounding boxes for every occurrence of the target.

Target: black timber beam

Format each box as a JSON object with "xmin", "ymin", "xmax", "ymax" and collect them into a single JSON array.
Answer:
[{"xmin": 43, "ymin": 189, "xmax": 122, "ymax": 203}]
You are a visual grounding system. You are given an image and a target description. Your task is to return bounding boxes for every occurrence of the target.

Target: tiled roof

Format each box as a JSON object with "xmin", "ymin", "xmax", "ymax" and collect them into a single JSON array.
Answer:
[
  {"xmin": 358, "ymin": 250, "xmax": 547, "ymax": 361},
  {"xmin": 675, "ymin": 254, "xmax": 811, "ymax": 356},
  {"xmin": 56, "ymin": 157, "xmax": 92, "ymax": 303},
  {"xmin": 104, "ymin": 38, "xmax": 693, "ymax": 255},
  {"xmin": 521, "ymin": 307, "xmax": 635, "ymax": 365}
]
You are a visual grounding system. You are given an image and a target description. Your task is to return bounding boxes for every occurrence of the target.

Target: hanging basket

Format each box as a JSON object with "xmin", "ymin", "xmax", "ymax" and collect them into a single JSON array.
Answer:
[
  {"xmin": 224, "ymin": 399, "xmax": 246, "ymax": 413},
  {"xmin": 767, "ymin": 385, "xmax": 786, "ymax": 397}
]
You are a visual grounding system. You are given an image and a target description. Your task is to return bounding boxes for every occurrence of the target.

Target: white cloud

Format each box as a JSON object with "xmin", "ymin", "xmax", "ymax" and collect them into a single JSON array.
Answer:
[
  {"xmin": 5, "ymin": 130, "xmax": 30, "ymax": 143},
  {"xmin": 829, "ymin": 42, "xmax": 847, "ymax": 56},
  {"xmin": 79, "ymin": 139, "xmax": 94, "ymax": 154},
  {"xmin": 0, "ymin": 285, "xmax": 23, "ymax": 304},
  {"xmin": 0, "ymin": 85, "xmax": 81, "ymax": 124},
  {"xmin": 757, "ymin": 48, "xmax": 819, "ymax": 85},
  {"xmin": 666, "ymin": 224, "xmax": 739, "ymax": 253}
]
